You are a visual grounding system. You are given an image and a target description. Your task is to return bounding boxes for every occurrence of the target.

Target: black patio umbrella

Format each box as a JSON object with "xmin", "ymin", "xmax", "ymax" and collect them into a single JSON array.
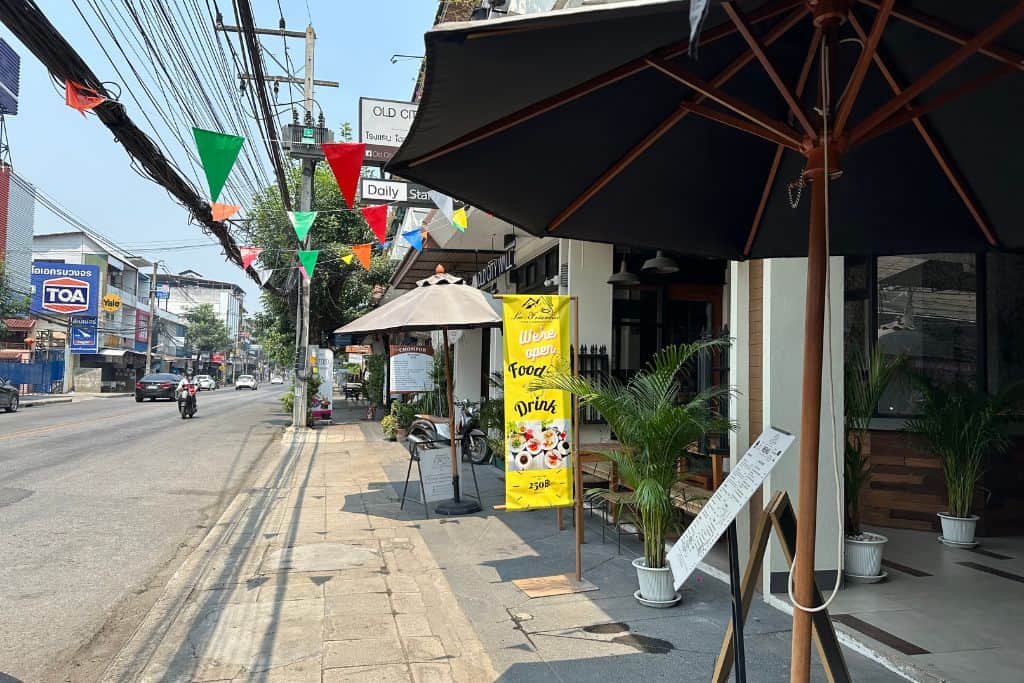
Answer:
[{"xmin": 386, "ymin": 1, "xmax": 1024, "ymax": 679}]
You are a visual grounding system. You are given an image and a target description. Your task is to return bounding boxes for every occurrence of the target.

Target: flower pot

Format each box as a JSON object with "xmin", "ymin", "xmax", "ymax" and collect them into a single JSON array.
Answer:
[
  {"xmin": 938, "ymin": 512, "xmax": 979, "ymax": 546},
  {"xmin": 632, "ymin": 557, "xmax": 678, "ymax": 604},
  {"xmin": 844, "ymin": 532, "xmax": 887, "ymax": 578},
  {"xmin": 396, "ymin": 428, "xmax": 408, "ymax": 442}
]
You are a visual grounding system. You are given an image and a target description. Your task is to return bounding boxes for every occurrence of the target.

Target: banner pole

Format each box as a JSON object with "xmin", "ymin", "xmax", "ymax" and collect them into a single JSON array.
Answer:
[{"xmin": 571, "ymin": 296, "xmax": 583, "ymax": 582}]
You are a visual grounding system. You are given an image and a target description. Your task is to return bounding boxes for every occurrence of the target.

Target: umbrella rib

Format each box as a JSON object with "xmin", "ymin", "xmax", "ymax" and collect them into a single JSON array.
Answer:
[
  {"xmin": 743, "ymin": 27, "xmax": 821, "ymax": 258},
  {"xmin": 848, "ymin": 15, "xmax": 998, "ymax": 248},
  {"xmin": 645, "ymin": 56, "xmax": 804, "ymax": 149},
  {"xmin": 858, "ymin": 0, "xmax": 1024, "ymax": 72},
  {"xmin": 545, "ymin": 9, "xmax": 809, "ymax": 234},
  {"xmin": 833, "ymin": 0, "xmax": 895, "ymax": 137},
  {"xmin": 406, "ymin": 0, "xmax": 804, "ymax": 168},
  {"xmin": 852, "ymin": 63, "xmax": 1017, "ymax": 148},
  {"xmin": 848, "ymin": 2, "xmax": 1024, "ymax": 145},
  {"xmin": 722, "ymin": 2, "xmax": 816, "ymax": 140}
]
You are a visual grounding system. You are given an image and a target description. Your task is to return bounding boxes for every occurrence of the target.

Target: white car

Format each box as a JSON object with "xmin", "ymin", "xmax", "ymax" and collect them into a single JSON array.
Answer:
[
  {"xmin": 235, "ymin": 375, "xmax": 258, "ymax": 391},
  {"xmin": 195, "ymin": 375, "xmax": 216, "ymax": 391},
  {"xmin": 270, "ymin": 375, "xmax": 284, "ymax": 385}
]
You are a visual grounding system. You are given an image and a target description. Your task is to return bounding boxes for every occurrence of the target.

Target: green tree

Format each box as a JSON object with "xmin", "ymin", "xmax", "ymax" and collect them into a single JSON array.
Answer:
[
  {"xmin": 184, "ymin": 303, "xmax": 233, "ymax": 360},
  {"xmin": 248, "ymin": 162, "xmax": 395, "ymax": 345},
  {"xmin": 250, "ymin": 309, "xmax": 293, "ymax": 369},
  {"xmin": 0, "ymin": 258, "xmax": 29, "ymax": 335}
]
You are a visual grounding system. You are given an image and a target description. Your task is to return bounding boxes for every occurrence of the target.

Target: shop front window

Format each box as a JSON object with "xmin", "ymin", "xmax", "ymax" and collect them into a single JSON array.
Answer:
[{"xmin": 875, "ymin": 254, "xmax": 977, "ymax": 415}]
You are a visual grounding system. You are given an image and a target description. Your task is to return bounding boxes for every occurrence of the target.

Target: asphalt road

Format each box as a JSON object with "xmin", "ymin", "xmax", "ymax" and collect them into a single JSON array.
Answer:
[{"xmin": 0, "ymin": 384, "xmax": 288, "ymax": 682}]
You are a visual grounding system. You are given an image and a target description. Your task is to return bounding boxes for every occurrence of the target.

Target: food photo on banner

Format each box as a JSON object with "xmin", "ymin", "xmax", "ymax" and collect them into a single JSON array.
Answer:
[{"xmin": 502, "ymin": 294, "xmax": 573, "ymax": 511}]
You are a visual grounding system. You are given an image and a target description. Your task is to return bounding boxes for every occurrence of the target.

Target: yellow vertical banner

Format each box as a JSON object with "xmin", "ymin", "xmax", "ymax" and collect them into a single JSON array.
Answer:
[{"xmin": 502, "ymin": 295, "xmax": 573, "ymax": 511}]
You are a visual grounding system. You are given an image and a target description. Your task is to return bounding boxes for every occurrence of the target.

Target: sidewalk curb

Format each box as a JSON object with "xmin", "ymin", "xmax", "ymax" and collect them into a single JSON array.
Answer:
[
  {"xmin": 101, "ymin": 432, "xmax": 295, "ymax": 682},
  {"xmin": 21, "ymin": 397, "xmax": 74, "ymax": 407}
]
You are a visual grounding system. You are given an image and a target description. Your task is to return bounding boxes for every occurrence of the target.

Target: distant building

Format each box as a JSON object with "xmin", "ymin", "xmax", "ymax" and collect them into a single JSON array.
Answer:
[
  {"xmin": 0, "ymin": 165, "xmax": 34, "ymax": 299},
  {"xmin": 156, "ymin": 270, "xmax": 245, "ymax": 340}
]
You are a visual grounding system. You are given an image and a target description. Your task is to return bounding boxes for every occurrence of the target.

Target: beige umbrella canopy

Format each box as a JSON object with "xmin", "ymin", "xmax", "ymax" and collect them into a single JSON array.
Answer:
[
  {"xmin": 335, "ymin": 265, "xmax": 502, "ymax": 515},
  {"xmin": 335, "ymin": 265, "xmax": 502, "ymax": 336}
]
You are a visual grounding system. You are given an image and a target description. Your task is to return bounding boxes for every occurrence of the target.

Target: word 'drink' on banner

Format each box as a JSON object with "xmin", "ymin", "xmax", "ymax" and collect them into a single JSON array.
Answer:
[
  {"xmin": 666, "ymin": 427, "xmax": 795, "ymax": 590},
  {"xmin": 502, "ymin": 295, "xmax": 573, "ymax": 511}
]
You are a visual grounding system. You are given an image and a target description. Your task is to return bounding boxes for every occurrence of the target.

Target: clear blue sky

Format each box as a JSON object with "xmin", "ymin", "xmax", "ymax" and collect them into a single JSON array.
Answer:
[{"xmin": 0, "ymin": 0, "xmax": 436, "ymax": 309}]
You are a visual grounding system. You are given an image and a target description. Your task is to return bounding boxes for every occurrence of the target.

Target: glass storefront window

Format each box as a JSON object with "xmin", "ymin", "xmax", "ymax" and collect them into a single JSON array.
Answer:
[
  {"xmin": 987, "ymin": 253, "xmax": 1024, "ymax": 393},
  {"xmin": 876, "ymin": 254, "xmax": 977, "ymax": 415}
]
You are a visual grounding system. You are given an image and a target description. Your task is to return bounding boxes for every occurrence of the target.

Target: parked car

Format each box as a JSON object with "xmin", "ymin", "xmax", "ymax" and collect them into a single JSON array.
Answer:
[
  {"xmin": 235, "ymin": 375, "xmax": 258, "ymax": 391},
  {"xmin": 270, "ymin": 375, "xmax": 284, "ymax": 385},
  {"xmin": 0, "ymin": 376, "xmax": 19, "ymax": 413},
  {"xmin": 196, "ymin": 375, "xmax": 217, "ymax": 391},
  {"xmin": 135, "ymin": 373, "xmax": 179, "ymax": 402}
]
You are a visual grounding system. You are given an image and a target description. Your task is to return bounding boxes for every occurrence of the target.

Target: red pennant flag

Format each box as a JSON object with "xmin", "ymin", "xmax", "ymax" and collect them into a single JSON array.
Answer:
[
  {"xmin": 360, "ymin": 204, "xmax": 388, "ymax": 244},
  {"xmin": 321, "ymin": 143, "xmax": 366, "ymax": 208},
  {"xmin": 352, "ymin": 243, "xmax": 372, "ymax": 271},
  {"xmin": 65, "ymin": 80, "xmax": 106, "ymax": 116},
  {"xmin": 211, "ymin": 202, "xmax": 240, "ymax": 222},
  {"xmin": 240, "ymin": 246, "xmax": 262, "ymax": 270}
]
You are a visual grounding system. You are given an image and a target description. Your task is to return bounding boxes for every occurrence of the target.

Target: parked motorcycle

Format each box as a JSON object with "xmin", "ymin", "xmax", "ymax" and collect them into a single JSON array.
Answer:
[
  {"xmin": 178, "ymin": 384, "xmax": 197, "ymax": 419},
  {"xmin": 408, "ymin": 400, "xmax": 490, "ymax": 465}
]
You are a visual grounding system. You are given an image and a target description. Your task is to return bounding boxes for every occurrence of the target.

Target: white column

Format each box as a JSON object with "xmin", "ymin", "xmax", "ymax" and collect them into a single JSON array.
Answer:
[
  {"xmin": 728, "ymin": 261, "xmax": 751, "ymax": 569},
  {"xmin": 452, "ymin": 328, "xmax": 482, "ymax": 402},
  {"xmin": 762, "ymin": 257, "xmax": 845, "ymax": 595},
  {"xmin": 566, "ymin": 240, "xmax": 613, "ymax": 443}
]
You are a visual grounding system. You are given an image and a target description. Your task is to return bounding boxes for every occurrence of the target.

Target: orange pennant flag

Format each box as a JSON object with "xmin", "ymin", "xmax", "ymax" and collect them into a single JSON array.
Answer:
[
  {"xmin": 353, "ymin": 243, "xmax": 372, "ymax": 271},
  {"xmin": 65, "ymin": 80, "xmax": 107, "ymax": 116},
  {"xmin": 211, "ymin": 203, "xmax": 240, "ymax": 222}
]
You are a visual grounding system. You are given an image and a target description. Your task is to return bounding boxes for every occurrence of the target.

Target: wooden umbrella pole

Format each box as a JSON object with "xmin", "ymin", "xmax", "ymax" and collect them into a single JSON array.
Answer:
[
  {"xmin": 571, "ymin": 297, "xmax": 583, "ymax": 582},
  {"xmin": 443, "ymin": 326, "xmax": 460, "ymax": 502},
  {"xmin": 790, "ymin": 164, "xmax": 830, "ymax": 682}
]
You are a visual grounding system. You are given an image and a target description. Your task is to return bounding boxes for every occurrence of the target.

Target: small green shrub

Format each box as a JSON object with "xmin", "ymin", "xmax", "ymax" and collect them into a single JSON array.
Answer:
[
  {"xmin": 391, "ymin": 401, "xmax": 416, "ymax": 429},
  {"xmin": 380, "ymin": 414, "xmax": 398, "ymax": 440}
]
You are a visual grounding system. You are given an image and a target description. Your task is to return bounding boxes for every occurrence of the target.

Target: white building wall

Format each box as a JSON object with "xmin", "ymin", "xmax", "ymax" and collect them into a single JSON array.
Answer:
[
  {"xmin": 566, "ymin": 240, "xmax": 613, "ymax": 443},
  {"xmin": 761, "ymin": 257, "xmax": 845, "ymax": 594}
]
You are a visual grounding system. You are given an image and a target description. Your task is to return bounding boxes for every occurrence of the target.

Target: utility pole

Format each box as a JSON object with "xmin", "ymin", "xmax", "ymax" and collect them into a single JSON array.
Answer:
[
  {"xmin": 217, "ymin": 16, "xmax": 337, "ymax": 428},
  {"xmin": 145, "ymin": 260, "xmax": 159, "ymax": 375}
]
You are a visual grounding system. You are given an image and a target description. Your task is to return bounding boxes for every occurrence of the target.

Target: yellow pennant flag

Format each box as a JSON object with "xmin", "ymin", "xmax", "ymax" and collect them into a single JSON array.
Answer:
[
  {"xmin": 342, "ymin": 254, "xmax": 354, "ymax": 264},
  {"xmin": 452, "ymin": 207, "xmax": 467, "ymax": 231},
  {"xmin": 502, "ymin": 295, "xmax": 573, "ymax": 511}
]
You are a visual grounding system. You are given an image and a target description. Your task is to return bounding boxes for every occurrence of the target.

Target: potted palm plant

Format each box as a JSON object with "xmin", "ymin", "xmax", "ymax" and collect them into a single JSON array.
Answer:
[
  {"xmin": 906, "ymin": 379, "xmax": 1021, "ymax": 547},
  {"xmin": 534, "ymin": 340, "xmax": 731, "ymax": 606},
  {"xmin": 844, "ymin": 347, "xmax": 904, "ymax": 580}
]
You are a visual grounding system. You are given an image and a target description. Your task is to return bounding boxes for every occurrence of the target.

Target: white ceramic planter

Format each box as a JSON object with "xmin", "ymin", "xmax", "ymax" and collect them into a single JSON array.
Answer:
[
  {"xmin": 632, "ymin": 557, "xmax": 676, "ymax": 603},
  {"xmin": 938, "ymin": 512, "xmax": 979, "ymax": 546},
  {"xmin": 844, "ymin": 532, "xmax": 887, "ymax": 578}
]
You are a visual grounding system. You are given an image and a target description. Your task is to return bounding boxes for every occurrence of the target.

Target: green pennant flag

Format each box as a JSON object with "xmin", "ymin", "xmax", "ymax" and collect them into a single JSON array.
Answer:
[
  {"xmin": 287, "ymin": 211, "xmax": 318, "ymax": 241},
  {"xmin": 298, "ymin": 250, "xmax": 319, "ymax": 281},
  {"xmin": 192, "ymin": 127, "xmax": 245, "ymax": 202}
]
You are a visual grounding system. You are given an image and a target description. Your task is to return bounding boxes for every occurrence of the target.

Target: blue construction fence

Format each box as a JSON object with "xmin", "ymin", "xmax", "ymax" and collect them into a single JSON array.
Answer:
[{"xmin": 0, "ymin": 350, "xmax": 65, "ymax": 394}]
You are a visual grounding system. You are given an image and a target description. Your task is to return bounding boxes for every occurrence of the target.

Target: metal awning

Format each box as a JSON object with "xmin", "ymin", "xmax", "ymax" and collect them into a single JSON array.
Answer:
[
  {"xmin": 391, "ymin": 242, "xmax": 503, "ymax": 290},
  {"xmin": 98, "ymin": 348, "xmax": 145, "ymax": 357}
]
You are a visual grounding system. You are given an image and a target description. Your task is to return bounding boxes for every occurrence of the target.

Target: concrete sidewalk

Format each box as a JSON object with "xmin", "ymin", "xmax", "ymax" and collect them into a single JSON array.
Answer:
[
  {"xmin": 19, "ymin": 391, "xmax": 132, "ymax": 408},
  {"xmin": 104, "ymin": 414, "xmax": 496, "ymax": 682},
  {"xmin": 105, "ymin": 408, "xmax": 906, "ymax": 682}
]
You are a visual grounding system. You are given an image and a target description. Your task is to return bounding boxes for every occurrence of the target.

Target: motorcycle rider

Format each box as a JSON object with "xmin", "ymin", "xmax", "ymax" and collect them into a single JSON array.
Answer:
[{"xmin": 177, "ymin": 370, "xmax": 198, "ymax": 413}]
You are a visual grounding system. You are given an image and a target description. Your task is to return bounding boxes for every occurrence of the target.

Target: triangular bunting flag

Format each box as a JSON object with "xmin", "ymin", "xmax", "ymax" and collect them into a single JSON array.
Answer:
[
  {"xmin": 341, "ymin": 254, "xmax": 354, "ymax": 265},
  {"xmin": 352, "ymin": 243, "xmax": 372, "ymax": 271},
  {"xmin": 428, "ymin": 191, "xmax": 454, "ymax": 223},
  {"xmin": 256, "ymin": 267, "xmax": 273, "ymax": 286},
  {"xmin": 287, "ymin": 211, "xmax": 318, "ymax": 241},
  {"xmin": 360, "ymin": 204, "xmax": 388, "ymax": 244},
  {"xmin": 297, "ymin": 250, "xmax": 319, "ymax": 281},
  {"xmin": 240, "ymin": 246, "xmax": 263, "ymax": 270},
  {"xmin": 402, "ymin": 228, "xmax": 423, "ymax": 252},
  {"xmin": 193, "ymin": 127, "xmax": 245, "ymax": 202},
  {"xmin": 211, "ymin": 202, "xmax": 240, "ymax": 222},
  {"xmin": 65, "ymin": 80, "xmax": 106, "ymax": 115},
  {"xmin": 321, "ymin": 143, "xmax": 366, "ymax": 208},
  {"xmin": 452, "ymin": 207, "xmax": 468, "ymax": 231}
]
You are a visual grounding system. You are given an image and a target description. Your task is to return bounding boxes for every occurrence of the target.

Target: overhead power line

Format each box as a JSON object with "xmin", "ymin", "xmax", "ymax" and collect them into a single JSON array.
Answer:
[{"xmin": 0, "ymin": 0, "xmax": 280, "ymax": 296}]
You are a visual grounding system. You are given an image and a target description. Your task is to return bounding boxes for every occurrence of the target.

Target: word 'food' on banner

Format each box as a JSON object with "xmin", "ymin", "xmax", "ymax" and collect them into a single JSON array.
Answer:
[
  {"xmin": 666, "ymin": 427, "xmax": 795, "ymax": 590},
  {"xmin": 502, "ymin": 294, "xmax": 573, "ymax": 511}
]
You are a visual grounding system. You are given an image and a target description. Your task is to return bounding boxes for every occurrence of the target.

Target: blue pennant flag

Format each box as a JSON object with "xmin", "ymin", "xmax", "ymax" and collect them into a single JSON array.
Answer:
[{"xmin": 402, "ymin": 228, "xmax": 423, "ymax": 252}]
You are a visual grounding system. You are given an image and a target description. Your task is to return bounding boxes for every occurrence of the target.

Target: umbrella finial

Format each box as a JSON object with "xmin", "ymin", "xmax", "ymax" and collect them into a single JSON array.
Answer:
[{"xmin": 435, "ymin": 264, "xmax": 446, "ymax": 274}]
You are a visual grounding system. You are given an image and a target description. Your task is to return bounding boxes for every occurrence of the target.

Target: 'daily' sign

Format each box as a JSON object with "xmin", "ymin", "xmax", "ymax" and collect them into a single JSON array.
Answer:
[
  {"xmin": 502, "ymin": 295, "xmax": 573, "ymax": 511},
  {"xmin": 31, "ymin": 262, "xmax": 101, "ymax": 316}
]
